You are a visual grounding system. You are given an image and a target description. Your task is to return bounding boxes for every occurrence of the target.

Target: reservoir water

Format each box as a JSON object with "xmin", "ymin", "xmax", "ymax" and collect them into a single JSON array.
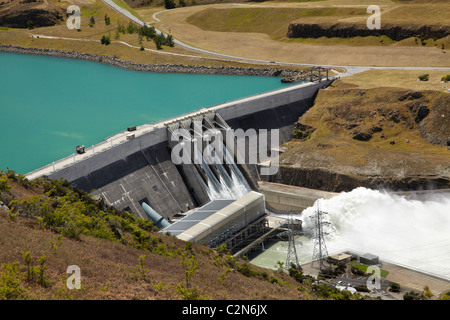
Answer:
[{"xmin": 0, "ymin": 52, "xmax": 292, "ymax": 174}]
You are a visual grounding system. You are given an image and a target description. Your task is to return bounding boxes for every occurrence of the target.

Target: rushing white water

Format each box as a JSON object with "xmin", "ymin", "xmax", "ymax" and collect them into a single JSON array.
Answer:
[
  {"xmin": 199, "ymin": 144, "xmax": 251, "ymax": 200},
  {"xmin": 298, "ymin": 187, "xmax": 450, "ymax": 280}
]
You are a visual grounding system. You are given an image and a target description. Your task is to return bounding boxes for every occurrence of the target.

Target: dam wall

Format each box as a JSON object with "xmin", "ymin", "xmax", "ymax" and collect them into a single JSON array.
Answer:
[
  {"xmin": 258, "ymin": 181, "xmax": 338, "ymax": 213},
  {"xmin": 40, "ymin": 79, "xmax": 335, "ymax": 220}
]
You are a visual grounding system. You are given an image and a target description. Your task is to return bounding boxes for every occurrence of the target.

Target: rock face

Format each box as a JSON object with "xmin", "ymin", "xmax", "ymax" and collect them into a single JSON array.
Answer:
[
  {"xmin": 286, "ymin": 23, "xmax": 450, "ymax": 41},
  {"xmin": 268, "ymin": 87, "xmax": 450, "ymax": 193},
  {"xmin": 418, "ymin": 94, "xmax": 450, "ymax": 146},
  {"xmin": 293, "ymin": 123, "xmax": 316, "ymax": 140},
  {"xmin": 268, "ymin": 166, "xmax": 450, "ymax": 193},
  {"xmin": 352, "ymin": 131, "xmax": 372, "ymax": 141},
  {"xmin": 0, "ymin": 8, "xmax": 64, "ymax": 28}
]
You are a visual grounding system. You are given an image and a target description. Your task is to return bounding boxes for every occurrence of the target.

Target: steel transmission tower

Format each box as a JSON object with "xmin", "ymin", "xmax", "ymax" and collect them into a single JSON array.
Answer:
[
  {"xmin": 310, "ymin": 200, "xmax": 330, "ymax": 272},
  {"xmin": 283, "ymin": 215, "xmax": 303, "ymax": 270}
]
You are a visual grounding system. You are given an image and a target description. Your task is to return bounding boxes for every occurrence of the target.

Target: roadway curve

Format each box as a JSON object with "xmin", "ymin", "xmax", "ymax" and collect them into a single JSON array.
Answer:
[{"xmin": 102, "ymin": 0, "xmax": 450, "ymax": 76}]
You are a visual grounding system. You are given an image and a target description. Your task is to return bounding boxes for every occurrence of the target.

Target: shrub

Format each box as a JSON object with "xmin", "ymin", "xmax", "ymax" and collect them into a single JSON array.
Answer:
[
  {"xmin": 117, "ymin": 22, "xmax": 126, "ymax": 34},
  {"xmin": 164, "ymin": 0, "xmax": 176, "ymax": 9},
  {"xmin": 218, "ymin": 267, "xmax": 232, "ymax": 283},
  {"xmin": 127, "ymin": 21, "xmax": 136, "ymax": 34},
  {"xmin": 216, "ymin": 244, "xmax": 231, "ymax": 256},
  {"xmin": 100, "ymin": 35, "xmax": 111, "ymax": 45},
  {"xmin": 418, "ymin": 74, "xmax": 429, "ymax": 81},
  {"xmin": 165, "ymin": 34, "xmax": 174, "ymax": 47},
  {"xmin": 154, "ymin": 35, "xmax": 164, "ymax": 50},
  {"xmin": 441, "ymin": 75, "xmax": 450, "ymax": 82},
  {"xmin": 439, "ymin": 290, "xmax": 450, "ymax": 300},
  {"xmin": 176, "ymin": 283, "xmax": 208, "ymax": 300},
  {"xmin": 104, "ymin": 14, "xmax": 111, "ymax": 25},
  {"xmin": 389, "ymin": 282, "xmax": 401, "ymax": 292},
  {"xmin": 288, "ymin": 263, "xmax": 304, "ymax": 283},
  {"xmin": 0, "ymin": 262, "xmax": 26, "ymax": 300},
  {"xmin": 403, "ymin": 290, "xmax": 423, "ymax": 300},
  {"xmin": 0, "ymin": 175, "xmax": 10, "ymax": 192},
  {"xmin": 130, "ymin": 255, "xmax": 149, "ymax": 282},
  {"xmin": 237, "ymin": 263, "xmax": 259, "ymax": 278}
]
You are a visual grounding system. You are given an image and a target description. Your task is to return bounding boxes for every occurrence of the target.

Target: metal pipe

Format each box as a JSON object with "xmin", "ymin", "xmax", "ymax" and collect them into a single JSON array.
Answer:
[{"xmin": 141, "ymin": 202, "xmax": 170, "ymax": 229}]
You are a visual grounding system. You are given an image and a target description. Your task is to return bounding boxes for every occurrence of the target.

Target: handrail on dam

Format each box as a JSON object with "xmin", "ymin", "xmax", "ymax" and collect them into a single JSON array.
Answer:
[{"xmin": 25, "ymin": 122, "xmax": 160, "ymax": 180}]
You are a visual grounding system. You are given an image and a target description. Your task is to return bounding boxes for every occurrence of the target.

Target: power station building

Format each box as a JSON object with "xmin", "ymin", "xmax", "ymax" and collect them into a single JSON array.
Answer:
[{"xmin": 161, "ymin": 191, "xmax": 268, "ymax": 253}]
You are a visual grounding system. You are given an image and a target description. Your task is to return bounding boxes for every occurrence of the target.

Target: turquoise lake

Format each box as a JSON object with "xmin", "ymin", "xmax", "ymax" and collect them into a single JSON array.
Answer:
[{"xmin": 0, "ymin": 52, "xmax": 293, "ymax": 174}]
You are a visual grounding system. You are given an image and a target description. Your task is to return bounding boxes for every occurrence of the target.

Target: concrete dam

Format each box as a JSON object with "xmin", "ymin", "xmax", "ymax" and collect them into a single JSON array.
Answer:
[{"xmin": 26, "ymin": 78, "xmax": 335, "ymax": 230}]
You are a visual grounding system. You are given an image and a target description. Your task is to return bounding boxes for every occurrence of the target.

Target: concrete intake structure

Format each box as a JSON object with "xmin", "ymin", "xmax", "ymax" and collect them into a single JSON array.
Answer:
[
  {"xmin": 26, "ymin": 78, "xmax": 335, "ymax": 221},
  {"xmin": 165, "ymin": 191, "xmax": 266, "ymax": 245}
]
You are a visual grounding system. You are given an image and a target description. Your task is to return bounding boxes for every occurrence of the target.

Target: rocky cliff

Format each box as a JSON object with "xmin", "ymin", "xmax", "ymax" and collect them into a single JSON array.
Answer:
[
  {"xmin": 286, "ymin": 23, "xmax": 450, "ymax": 41},
  {"xmin": 266, "ymin": 86, "xmax": 450, "ymax": 192},
  {"xmin": 0, "ymin": 0, "xmax": 65, "ymax": 28}
]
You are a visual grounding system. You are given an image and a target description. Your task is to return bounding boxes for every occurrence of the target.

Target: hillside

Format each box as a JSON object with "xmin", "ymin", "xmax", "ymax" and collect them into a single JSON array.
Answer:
[
  {"xmin": 0, "ymin": 0, "xmax": 65, "ymax": 28},
  {"xmin": 150, "ymin": 1, "xmax": 449, "ymax": 67},
  {"xmin": 269, "ymin": 70, "xmax": 450, "ymax": 192},
  {"xmin": 0, "ymin": 171, "xmax": 369, "ymax": 300}
]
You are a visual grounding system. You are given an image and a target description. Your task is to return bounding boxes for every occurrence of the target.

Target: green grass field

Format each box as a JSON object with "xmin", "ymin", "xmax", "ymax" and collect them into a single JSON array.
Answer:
[
  {"xmin": 348, "ymin": 260, "xmax": 389, "ymax": 278},
  {"xmin": 186, "ymin": 7, "xmax": 368, "ymax": 40}
]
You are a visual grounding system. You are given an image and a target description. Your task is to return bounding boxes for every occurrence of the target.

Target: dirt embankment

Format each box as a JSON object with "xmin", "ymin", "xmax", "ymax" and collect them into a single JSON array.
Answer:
[
  {"xmin": 267, "ymin": 86, "xmax": 450, "ymax": 192},
  {"xmin": 286, "ymin": 23, "xmax": 450, "ymax": 41},
  {"xmin": 0, "ymin": 0, "xmax": 65, "ymax": 28}
]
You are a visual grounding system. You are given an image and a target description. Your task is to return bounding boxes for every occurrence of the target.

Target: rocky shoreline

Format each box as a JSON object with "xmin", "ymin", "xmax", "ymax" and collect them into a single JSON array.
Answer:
[{"xmin": 0, "ymin": 44, "xmax": 302, "ymax": 77}]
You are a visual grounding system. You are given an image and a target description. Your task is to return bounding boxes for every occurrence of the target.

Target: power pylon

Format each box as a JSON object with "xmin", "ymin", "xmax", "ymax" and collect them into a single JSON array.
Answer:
[
  {"xmin": 309, "ymin": 200, "xmax": 330, "ymax": 272},
  {"xmin": 284, "ymin": 215, "xmax": 303, "ymax": 270}
]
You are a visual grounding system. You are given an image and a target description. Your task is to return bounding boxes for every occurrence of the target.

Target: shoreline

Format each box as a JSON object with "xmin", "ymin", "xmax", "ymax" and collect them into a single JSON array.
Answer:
[{"xmin": 0, "ymin": 44, "xmax": 303, "ymax": 77}]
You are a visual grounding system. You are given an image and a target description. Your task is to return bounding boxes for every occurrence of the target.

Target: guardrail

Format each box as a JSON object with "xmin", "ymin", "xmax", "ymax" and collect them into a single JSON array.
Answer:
[{"xmin": 25, "ymin": 122, "xmax": 157, "ymax": 180}]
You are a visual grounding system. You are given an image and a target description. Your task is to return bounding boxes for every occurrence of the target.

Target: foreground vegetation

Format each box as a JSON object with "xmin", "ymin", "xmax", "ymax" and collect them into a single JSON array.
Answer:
[
  {"xmin": 0, "ymin": 169, "xmax": 376, "ymax": 300},
  {"xmin": 2, "ymin": 170, "xmax": 448, "ymax": 300}
]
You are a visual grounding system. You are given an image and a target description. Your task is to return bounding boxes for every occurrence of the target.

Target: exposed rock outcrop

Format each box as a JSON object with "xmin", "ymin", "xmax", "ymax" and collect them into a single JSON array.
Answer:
[
  {"xmin": 0, "ymin": 8, "xmax": 64, "ymax": 28},
  {"xmin": 268, "ymin": 166, "xmax": 450, "ymax": 192},
  {"xmin": 286, "ymin": 23, "xmax": 450, "ymax": 41},
  {"xmin": 270, "ymin": 87, "xmax": 450, "ymax": 193}
]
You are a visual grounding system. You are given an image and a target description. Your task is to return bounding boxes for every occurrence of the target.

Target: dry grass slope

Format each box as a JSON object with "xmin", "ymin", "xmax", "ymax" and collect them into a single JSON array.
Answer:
[
  {"xmin": 0, "ymin": 174, "xmax": 339, "ymax": 300},
  {"xmin": 276, "ymin": 70, "xmax": 450, "ymax": 191}
]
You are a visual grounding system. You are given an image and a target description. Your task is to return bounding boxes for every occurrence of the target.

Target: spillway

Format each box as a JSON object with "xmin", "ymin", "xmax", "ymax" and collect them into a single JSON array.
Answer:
[{"xmin": 253, "ymin": 187, "xmax": 450, "ymax": 281}]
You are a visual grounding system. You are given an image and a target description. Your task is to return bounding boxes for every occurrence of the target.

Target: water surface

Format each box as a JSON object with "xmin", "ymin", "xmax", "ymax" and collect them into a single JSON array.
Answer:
[{"xmin": 0, "ymin": 52, "xmax": 292, "ymax": 173}]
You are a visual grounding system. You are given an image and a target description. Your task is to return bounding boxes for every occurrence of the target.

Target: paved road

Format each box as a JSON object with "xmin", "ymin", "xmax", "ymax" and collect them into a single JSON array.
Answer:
[{"xmin": 102, "ymin": 0, "xmax": 450, "ymax": 76}]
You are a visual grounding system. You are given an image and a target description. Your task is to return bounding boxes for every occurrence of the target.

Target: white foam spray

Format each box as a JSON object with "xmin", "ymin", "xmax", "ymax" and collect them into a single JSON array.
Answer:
[{"xmin": 299, "ymin": 187, "xmax": 450, "ymax": 280}]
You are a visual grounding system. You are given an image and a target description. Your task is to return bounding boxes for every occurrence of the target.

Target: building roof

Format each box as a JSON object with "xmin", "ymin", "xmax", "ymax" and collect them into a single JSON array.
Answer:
[
  {"xmin": 330, "ymin": 253, "xmax": 352, "ymax": 261},
  {"xmin": 161, "ymin": 199, "xmax": 235, "ymax": 237},
  {"xmin": 362, "ymin": 253, "xmax": 379, "ymax": 260}
]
